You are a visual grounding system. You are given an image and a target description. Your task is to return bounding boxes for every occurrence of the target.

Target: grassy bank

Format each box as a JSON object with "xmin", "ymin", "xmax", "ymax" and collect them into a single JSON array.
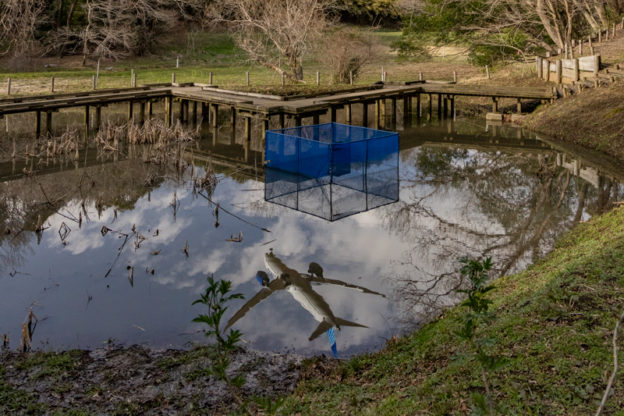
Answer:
[
  {"xmin": 280, "ymin": 205, "xmax": 624, "ymax": 415},
  {"xmin": 526, "ymin": 84, "xmax": 624, "ymax": 163}
]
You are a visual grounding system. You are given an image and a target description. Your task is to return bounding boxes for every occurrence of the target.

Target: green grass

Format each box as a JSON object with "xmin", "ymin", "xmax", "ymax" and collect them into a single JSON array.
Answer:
[{"xmin": 279, "ymin": 206, "xmax": 624, "ymax": 415}]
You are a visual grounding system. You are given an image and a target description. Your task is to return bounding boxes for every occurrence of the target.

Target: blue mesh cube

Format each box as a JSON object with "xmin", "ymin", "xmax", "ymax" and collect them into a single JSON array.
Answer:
[{"xmin": 265, "ymin": 123, "xmax": 399, "ymax": 221}]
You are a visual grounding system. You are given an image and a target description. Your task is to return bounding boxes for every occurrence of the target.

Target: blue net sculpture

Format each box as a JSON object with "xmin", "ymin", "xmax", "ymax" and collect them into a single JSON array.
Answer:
[{"xmin": 265, "ymin": 123, "xmax": 399, "ymax": 221}]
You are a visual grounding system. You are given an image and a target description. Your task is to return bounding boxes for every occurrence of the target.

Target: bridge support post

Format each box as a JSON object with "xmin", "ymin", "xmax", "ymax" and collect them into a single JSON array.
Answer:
[
  {"xmin": 279, "ymin": 113, "xmax": 285, "ymax": 128},
  {"xmin": 362, "ymin": 102, "xmax": 368, "ymax": 127},
  {"xmin": 391, "ymin": 97, "xmax": 397, "ymax": 126},
  {"xmin": 402, "ymin": 95, "xmax": 410, "ymax": 127},
  {"xmin": 146, "ymin": 101, "xmax": 152, "ymax": 120},
  {"xmin": 95, "ymin": 106, "xmax": 102, "ymax": 129},
  {"xmin": 35, "ymin": 111, "xmax": 41, "ymax": 138},
  {"xmin": 345, "ymin": 104, "xmax": 352, "ymax": 124},
  {"xmin": 427, "ymin": 94, "xmax": 432, "ymax": 120},
  {"xmin": 437, "ymin": 94, "xmax": 442, "ymax": 119},
  {"xmin": 443, "ymin": 95, "xmax": 448, "ymax": 119},
  {"xmin": 416, "ymin": 93, "xmax": 421, "ymax": 120},
  {"xmin": 330, "ymin": 106, "xmax": 337, "ymax": 122},
  {"xmin": 450, "ymin": 96, "xmax": 455, "ymax": 119},
  {"xmin": 294, "ymin": 115, "xmax": 301, "ymax": 127},
  {"xmin": 139, "ymin": 102, "xmax": 146, "ymax": 124},
  {"xmin": 536, "ymin": 57, "xmax": 543, "ymax": 79},
  {"xmin": 375, "ymin": 99, "xmax": 381, "ymax": 129},
  {"xmin": 127, "ymin": 101, "xmax": 134, "ymax": 121},
  {"xmin": 231, "ymin": 107, "xmax": 237, "ymax": 131},
  {"xmin": 516, "ymin": 99, "xmax": 522, "ymax": 113},
  {"xmin": 192, "ymin": 101, "xmax": 198, "ymax": 124},
  {"xmin": 84, "ymin": 105, "xmax": 90, "ymax": 138},
  {"xmin": 211, "ymin": 104, "xmax": 218, "ymax": 128},
  {"xmin": 179, "ymin": 100, "xmax": 185, "ymax": 122},
  {"xmin": 312, "ymin": 113, "xmax": 320, "ymax": 125},
  {"xmin": 45, "ymin": 111, "xmax": 52, "ymax": 135},
  {"xmin": 165, "ymin": 96, "xmax": 173, "ymax": 127},
  {"xmin": 492, "ymin": 97, "xmax": 499, "ymax": 112},
  {"xmin": 244, "ymin": 117, "xmax": 252, "ymax": 142}
]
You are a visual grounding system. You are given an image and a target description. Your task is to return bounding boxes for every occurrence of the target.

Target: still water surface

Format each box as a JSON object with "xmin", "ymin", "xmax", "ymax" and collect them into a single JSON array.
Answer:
[{"xmin": 1, "ymin": 118, "xmax": 622, "ymax": 356}]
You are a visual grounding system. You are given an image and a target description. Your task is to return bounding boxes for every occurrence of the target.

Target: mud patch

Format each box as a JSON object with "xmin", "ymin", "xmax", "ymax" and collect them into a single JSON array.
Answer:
[{"xmin": 1, "ymin": 345, "xmax": 301, "ymax": 414}]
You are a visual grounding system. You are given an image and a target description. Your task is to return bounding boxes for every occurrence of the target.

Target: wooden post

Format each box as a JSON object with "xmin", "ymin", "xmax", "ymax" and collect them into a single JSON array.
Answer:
[
  {"xmin": 443, "ymin": 95, "xmax": 448, "ymax": 118},
  {"xmin": 573, "ymin": 58, "xmax": 580, "ymax": 82},
  {"xmin": 428, "ymin": 93, "xmax": 432, "ymax": 120},
  {"xmin": 96, "ymin": 59, "xmax": 100, "ymax": 84},
  {"xmin": 127, "ymin": 101, "xmax": 134, "ymax": 120},
  {"xmin": 375, "ymin": 99, "xmax": 381, "ymax": 129},
  {"xmin": 178, "ymin": 100, "xmax": 185, "ymax": 122},
  {"xmin": 50, "ymin": 77, "xmax": 55, "ymax": 93},
  {"xmin": 403, "ymin": 96, "xmax": 410, "ymax": 126},
  {"xmin": 450, "ymin": 96, "xmax": 455, "ymax": 119},
  {"xmin": 92, "ymin": 75, "xmax": 97, "ymax": 90},
  {"xmin": 516, "ymin": 98, "xmax": 522, "ymax": 113},
  {"xmin": 345, "ymin": 104, "xmax": 352, "ymax": 124},
  {"xmin": 84, "ymin": 105, "xmax": 90, "ymax": 137},
  {"xmin": 453, "ymin": 71, "xmax": 457, "ymax": 83},
  {"xmin": 545, "ymin": 59, "xmax": 551, "ymax": 82},
  {"xmin": 492, "ymin": 97, "xmax": 498, "ymax": 112},
  {"xmin": 294, "ymin": 115, "xmax": 301, "ymax": 127},
  {"xmin": 95, "ymin": 106, "xmax": 102, "ymax": 129},
  {"xmin": 45, "ymin": 111, "xmax": 52, "ymax": 135},
  {"xmin": 316, "ymin": 71, "xmax": 320, "ymax": 86},
  {"xmin": 231, "ymin": 107, "xmax": 237, "ymax": 131},
  {"xmin": 419, "ymin": 72, "xmax": 423, "ymax": 81},
  {"xmin": 147, "ymin": 101, "xmax": 153, "ymax": 119},
  {"xmin": 362, "ymin": 102, "xmax": 368, "ymax": 127},
  {"xmin": 172, "ymin": 72, "xmax": 176, "ymax": 84},
  {"xmin": 536, "ymin": 57, "xmax": 543, "ymax": 79},
  {"xmin": 139, "ymin": 101, "xmax": 146, "ymax": 123},
  {"xmin": 209, "ymin": 72, "xmax": 213, "ymax": 85},
  {"xmin": 165, "ymin": 96, "xmax": 173, "ymax": 126},
  {"xmin": 593, "ymin": 54, "xmax": 601, "ymax": 76},
  {"xmin": 485, "ymin": 65, "xmax": 490, "ymax": 79},
  {"xmin": 35, "ymin": 111, "xmax": 41, "ymax": 137},
  {"xmin": 279, "ymin": 113, "xmax": 285, "ymax": 128},
  {"xmin": 391, "ymin": 97, "xmax": 397, "ymax": 126},
  {"xmin": 556, "ymin": 60, "xmax": 562, "ymax": 84},
  {"xmin": 192, "ymin": 101, "xmax": 197, "ymax": 124},
  {"xmin": 211, "ymin": 104, "xmax": 218, "ymax": 128},
  {"xmin": 349, "ymin": 71, "xmax": 353, "ymax": 85},
  {"xmin": 437, "ymin": 94, "xmax": 442, "ymax": 118},
  {"xmin": 131, "ymin": 69, "xmax": 135, "ymax": 87},
  {"xmin": 416, "ymin": 93, "xmax": 421, "ymax": 119},
  {"xmin": 246, "ymin": 71, "xmax": 250, "ymax": 86},
  {"xmin": 313, "ymin": 114, "xmax": 320, "ymax": 125},
  {"xmin": 6, "ymin": 77, "xmax": 11, "ymax": 95},
  {"xmin": 330, "ymin": 106, "xmax": 337, "ymax": 122},
  {"xmin": 381, "ymin": 66, "xmax": 384, "ymax": 82}
]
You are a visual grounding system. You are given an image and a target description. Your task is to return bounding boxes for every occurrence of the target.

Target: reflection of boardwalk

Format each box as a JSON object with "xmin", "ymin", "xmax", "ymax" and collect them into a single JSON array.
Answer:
[{"xmin": 0, "ymin": 82, "xmax": 556, "ymax": 138}]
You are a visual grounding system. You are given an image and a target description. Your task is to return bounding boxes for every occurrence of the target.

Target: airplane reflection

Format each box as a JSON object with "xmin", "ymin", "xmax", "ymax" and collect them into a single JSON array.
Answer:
[{"xmin": 224, "ymin": 251, "xmax": 386, "ymax": 347}]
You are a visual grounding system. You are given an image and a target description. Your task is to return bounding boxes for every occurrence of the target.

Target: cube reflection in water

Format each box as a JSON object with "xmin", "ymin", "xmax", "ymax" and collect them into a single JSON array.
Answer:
[{"xmin": 265, "ymin": 122, "xmax": 399, "ymax": 221}]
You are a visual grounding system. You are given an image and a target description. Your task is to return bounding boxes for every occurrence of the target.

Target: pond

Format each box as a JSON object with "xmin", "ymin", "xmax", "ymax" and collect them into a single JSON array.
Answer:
[{"xmin": 1, "ymin": 113, "xmax": 623, "ymax": 357}]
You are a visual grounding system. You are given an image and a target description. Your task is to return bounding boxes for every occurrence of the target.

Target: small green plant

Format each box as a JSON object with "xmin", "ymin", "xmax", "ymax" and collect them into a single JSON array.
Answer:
[
  {"xmin": 193, "ymin": 276, "xmax": 245, "ymax": 391},
  {"xmin": 456, "ymin": 257, "xmax": 506, "ymax": 416}
]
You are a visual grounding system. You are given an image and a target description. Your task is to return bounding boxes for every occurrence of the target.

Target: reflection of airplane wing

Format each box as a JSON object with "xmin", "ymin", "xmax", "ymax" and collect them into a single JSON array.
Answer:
[
  {"xmin": 224, "ymin": 278, "xmax": 286, "ymax": 331},
  {"xmin": 303, "ymin": 274, "xmax": 386, "ymax": 298}
]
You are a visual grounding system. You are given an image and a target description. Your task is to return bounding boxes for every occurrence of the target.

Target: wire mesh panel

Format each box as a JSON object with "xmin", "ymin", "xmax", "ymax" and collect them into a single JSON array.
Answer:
[{"xmin": 265, "ymin": 122, "xmax": 399, "ymax": 221}]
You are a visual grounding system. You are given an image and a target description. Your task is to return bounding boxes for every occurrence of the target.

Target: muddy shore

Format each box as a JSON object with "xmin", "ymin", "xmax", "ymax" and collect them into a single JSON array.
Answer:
[{"xmin": 1, "ymin": 345, "xmax": 304, "ymax": 415}]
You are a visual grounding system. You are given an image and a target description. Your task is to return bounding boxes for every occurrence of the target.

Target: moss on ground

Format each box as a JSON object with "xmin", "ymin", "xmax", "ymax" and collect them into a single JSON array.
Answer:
[{"xmin": 280, "ymin": 206, "xmax": 624, "ymax": 415}]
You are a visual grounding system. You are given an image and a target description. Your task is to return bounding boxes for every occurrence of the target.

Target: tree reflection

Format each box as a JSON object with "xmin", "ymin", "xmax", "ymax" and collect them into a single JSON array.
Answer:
[{"xmin": 388, "ymin": 146, "xmax": 624, "ymax": 321}]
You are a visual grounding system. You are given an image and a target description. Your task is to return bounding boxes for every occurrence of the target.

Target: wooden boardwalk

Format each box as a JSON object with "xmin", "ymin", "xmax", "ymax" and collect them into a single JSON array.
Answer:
[{"xmin": 0, "ymin": 82, "xmax": 556, "ymax": 138}]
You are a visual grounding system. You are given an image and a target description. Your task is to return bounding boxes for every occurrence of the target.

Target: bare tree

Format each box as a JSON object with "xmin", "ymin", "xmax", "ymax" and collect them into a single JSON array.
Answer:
[
  {"xmin": 208, "ymin": 0, "xmax": 334, "ymax": 81},
  {"xmin": 0, "ymin": 0, "xmax": 47, "ymax": 59},
  {"xmin": 318, "ymin": 27, "xmax": 382, "ymax": 83}
]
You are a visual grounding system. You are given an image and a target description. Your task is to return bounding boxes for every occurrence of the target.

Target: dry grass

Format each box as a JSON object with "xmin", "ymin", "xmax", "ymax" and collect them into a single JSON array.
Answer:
[{"xmin": 526, "ymin": 82, "xmax": 624, "ymax": 162}]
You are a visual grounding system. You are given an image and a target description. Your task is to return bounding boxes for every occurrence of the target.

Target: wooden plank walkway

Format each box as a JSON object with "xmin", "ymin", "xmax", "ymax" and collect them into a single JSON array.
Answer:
[{"xmin": 0, "ymin": 82, "xmax": 557, "ymax": 137}]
